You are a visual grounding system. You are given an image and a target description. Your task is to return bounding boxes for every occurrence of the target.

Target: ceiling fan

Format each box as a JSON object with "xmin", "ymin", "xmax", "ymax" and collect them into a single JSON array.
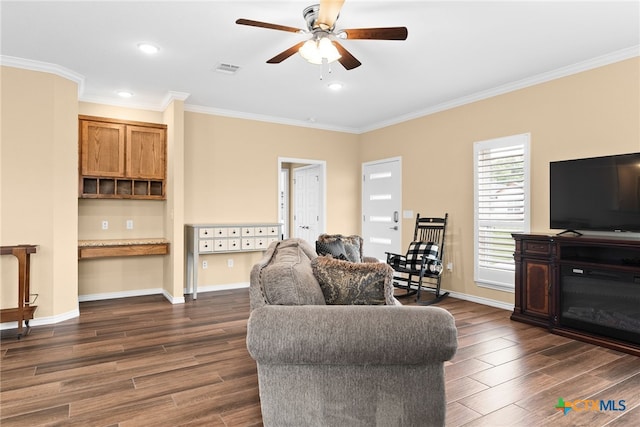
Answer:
[{"xmin": 236, "ymin": 0, "xmax": 408, "ymax": 70}]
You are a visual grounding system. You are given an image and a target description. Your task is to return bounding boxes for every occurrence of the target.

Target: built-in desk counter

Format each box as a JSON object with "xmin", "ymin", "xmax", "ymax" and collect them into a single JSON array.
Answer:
[{"xmin": 78, "ymin": 238, "xmax": 170, "ymax": 259}]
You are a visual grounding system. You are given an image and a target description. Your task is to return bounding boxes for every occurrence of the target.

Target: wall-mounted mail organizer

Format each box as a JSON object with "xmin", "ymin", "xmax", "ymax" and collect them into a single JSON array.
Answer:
[{"xmin": 185, "ymin": 223, "xmax": 282, "ymax": 299}]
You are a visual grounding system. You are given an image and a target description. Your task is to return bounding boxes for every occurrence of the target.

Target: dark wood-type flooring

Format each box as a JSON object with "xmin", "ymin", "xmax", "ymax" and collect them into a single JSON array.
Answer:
[{"xmin": 1, "ymin": 289, "xmax": 639, "ymax": 426}]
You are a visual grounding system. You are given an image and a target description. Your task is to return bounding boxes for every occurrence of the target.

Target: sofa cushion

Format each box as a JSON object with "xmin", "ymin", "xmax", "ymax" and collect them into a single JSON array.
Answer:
[
  {"xmin": 311, "ymin": 256, "xmax": 395, "ymax": 305},
  {"xmin": 261, "ymin": 240, "xmax": 326, "ymax": 306},
  {"xmin": 317, "ymin": 234, "xmax": 363, "ymax": 263},
  {"xmin": 315, "ymin": 239, "xmax": 349, "ymax": 261}
]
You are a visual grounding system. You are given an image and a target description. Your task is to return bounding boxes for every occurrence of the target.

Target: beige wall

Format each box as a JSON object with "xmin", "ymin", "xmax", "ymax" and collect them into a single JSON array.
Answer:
[
  {"xmin": 360, "ymin": 57, "xmax": 640, "ymax": 304},
  {"xmin": 2, "ymin": 57, "xmax": 638, "ymax": 325},
  {"xmin": 183, "ymin": 113, "xmax": 360, "ymax": 287},
  {"xmin": 162, "ymin": 99, "xmax": 185, "ymax": 300},
  {"xmin": 1, "ymin": 66, "xmax": 78, "ymax": 320},
  {"xmin": 77, "ymin": 103, "xmax": 168, "ymax": 298}
]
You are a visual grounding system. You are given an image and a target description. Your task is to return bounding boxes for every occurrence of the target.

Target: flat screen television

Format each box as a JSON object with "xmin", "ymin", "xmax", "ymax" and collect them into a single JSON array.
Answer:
[{"xmin": 550, "ymin": 152, "xmax": 640, "ymax": 233}]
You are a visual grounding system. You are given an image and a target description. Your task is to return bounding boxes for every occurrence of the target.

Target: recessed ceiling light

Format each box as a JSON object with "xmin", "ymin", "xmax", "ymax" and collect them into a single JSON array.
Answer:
[
  {"xmin": 117, "ymin": 91, "xmax": 134, "ymax": 98},
  {"xmin": 327, "ymin": 82, "xmax": 343, "ymax": 91},
  {"xmin": 137, "ymin": 42, "xmax": 160, "ymax": 54}
]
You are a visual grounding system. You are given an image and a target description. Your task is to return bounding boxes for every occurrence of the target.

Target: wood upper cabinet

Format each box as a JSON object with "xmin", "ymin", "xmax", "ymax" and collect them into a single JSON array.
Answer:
[
  {"xmin": 126, "ymin": 125, "xmax": 166, "ymax": 179},
  {"xmin": 78, "ymin": 116, "xmax": 167, "ymax": 199},
  {"xmin": 81, "ymin": 120, "xmax": 126, "ymax": 177}
]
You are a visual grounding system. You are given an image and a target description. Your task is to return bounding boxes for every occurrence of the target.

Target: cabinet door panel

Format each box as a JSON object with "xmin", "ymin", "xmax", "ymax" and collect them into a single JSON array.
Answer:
[
  {"xmin": 126, "ymin": 126, "xmax": 166, "ymax": 179},
  {"xmin": 524, "ymin": 261, "xmax": 550, "ymax": 316},
  {"xmin": 81, "ymin": 121, "xmax": 125, "ymax": 177}
]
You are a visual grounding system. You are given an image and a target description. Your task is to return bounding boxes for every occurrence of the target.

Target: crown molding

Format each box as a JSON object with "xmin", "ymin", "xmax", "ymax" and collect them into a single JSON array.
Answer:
[
  {"xmin": 3, "ymin": 46, "xmax": 638, "ymax": 135},
  {"xmin": 161, "ymin": 91, "xmax": 191, "ymax": 110},
  {"xmin": 361, "ymin": 45, "xmax": 640, "ymax": 133},
  {"xmin": 0, "ymin": 55, "xmax": 85, "ymax": 96},
  {"xmin": 183, "ymin": 104, "xmax": 360, "ymax": 134}
]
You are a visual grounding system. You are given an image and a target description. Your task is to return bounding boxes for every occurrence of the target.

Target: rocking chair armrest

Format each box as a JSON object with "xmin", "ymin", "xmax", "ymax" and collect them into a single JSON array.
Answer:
[{"xmin": 385, "ymin": 251, "xmax": 405, "ymax": 261}]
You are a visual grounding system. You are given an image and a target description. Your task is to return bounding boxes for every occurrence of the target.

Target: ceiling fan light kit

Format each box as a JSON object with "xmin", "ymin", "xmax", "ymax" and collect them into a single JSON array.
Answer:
[
  {"xmin": 236, "ymin": 0, "xmax": 408, "ymax": 71},
  {"xmin": 299, "ymin": 36, "xmax": 341, "ymax": 65}
]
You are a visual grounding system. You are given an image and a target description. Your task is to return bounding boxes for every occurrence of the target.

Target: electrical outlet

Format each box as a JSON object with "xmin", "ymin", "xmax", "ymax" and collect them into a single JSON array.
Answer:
[
  {"xmin": 227, "ymin": 259, "xmax": 234, "ymax": 268},
  {"xmin": 126, "ymin": 219, "xmax": 134, "ymax": 230},
  {"xmin": 101, "ymin": 220, "xmax": 109, "ymax": 230},
  {"xmin": 202, "ymin": 260, "xmax": 208, "ymax": 269}
]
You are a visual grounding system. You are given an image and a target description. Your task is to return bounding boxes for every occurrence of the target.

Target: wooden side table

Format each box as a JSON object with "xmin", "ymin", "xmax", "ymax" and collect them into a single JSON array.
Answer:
[{"xmin": 1, "ymin": 245, "xmax": 38, "ymax": 338}]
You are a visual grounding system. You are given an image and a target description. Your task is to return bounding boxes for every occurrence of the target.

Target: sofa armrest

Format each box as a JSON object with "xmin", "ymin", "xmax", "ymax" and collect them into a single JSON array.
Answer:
[{"xmin": 246, "ymin": 305, "xmax": 457, "ymax": 365}]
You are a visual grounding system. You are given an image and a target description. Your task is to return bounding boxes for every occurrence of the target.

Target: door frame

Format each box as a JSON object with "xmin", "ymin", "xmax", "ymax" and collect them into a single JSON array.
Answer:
[
  {"xmin": 361, "ymin": 156, "xmax": 403, "ymax": 259},
  {"xmin": 278, "ymin": 157, "xmax": 327, "ymax": 239}
]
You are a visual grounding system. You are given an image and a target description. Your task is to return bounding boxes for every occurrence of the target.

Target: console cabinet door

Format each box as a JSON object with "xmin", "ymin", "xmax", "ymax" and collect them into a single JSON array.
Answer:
[
  {"xmin": 523, "ymin": 260, "xmax": 550, "ymax": 317},
  {"xmin": 80, "ymin": 120, "xmax": 126, "ymax": 177}
]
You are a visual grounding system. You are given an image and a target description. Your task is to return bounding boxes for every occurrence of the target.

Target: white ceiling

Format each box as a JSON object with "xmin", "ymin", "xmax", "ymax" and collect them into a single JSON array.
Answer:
[{"xmin": 1, "ymin": 1, "xmax": 639, "ymax": 133}]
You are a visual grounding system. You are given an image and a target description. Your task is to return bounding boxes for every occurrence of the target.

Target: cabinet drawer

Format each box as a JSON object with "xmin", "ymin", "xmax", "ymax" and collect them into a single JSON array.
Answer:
[
  {"xmin": 213, "ymin": 227, "xmax": 228, "ymax": 237},
  {"xmin": 199, "ymin": 239, "xmax": 214, "ymax": 253},
  {"xmin": 199, "ymin": 228, "xmax": 214, "ymax": 238},
  {"xmin": 255, "ymin": 227, "xmax": 268, "ymax": 236},
  {"xmin": 268, "ymin": 226, "xmax": 279, "ymax": 236},
  {"xmin": 228, "ymin": 227, "xmax": 241, "ymax": 237},
  {"xmin": 242, "ymin": 227, "xmax": 255, "ymax": 237},
  {"xmin": 213, "ymin": 239, "xmax": 228, "ymax": 251},
  {"xmin": 267, "ymin": 237, "xmax": 279, "ymax": 246},
  {"xmin": 227, "ymin": 238, "xmax": 241, "ymax": 251},
  {"xmin": 242, "ymin": 238, "xmax": 256, "ymax": 250},
  {"xmin": 523, "ymin": 241, "xmax": 551, "ymax": 256},
  {"xmin": 255, "ymin": 238, "xmax": 268, "ymax": 250}
]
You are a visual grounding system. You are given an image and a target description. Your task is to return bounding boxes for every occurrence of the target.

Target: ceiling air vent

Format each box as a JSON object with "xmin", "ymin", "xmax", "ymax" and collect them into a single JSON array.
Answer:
[{"xmin": 215, "ymin": 63, "xmax": 240, "ymax": 75}]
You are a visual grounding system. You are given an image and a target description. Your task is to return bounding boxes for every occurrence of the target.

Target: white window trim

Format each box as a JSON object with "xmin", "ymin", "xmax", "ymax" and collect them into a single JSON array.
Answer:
[{"xmin": 473, "ymin": 133, "xmax": 531, "ymax": 292}]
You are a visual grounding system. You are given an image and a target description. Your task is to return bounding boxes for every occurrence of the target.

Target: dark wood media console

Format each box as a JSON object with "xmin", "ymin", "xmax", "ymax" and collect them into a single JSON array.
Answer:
[{"xmin": 512, "ymin": 233, "xmax": 640, "ymax": 356}]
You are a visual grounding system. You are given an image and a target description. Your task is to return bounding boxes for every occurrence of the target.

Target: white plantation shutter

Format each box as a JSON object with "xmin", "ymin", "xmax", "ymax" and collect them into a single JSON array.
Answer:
[{"xmin": 474, "ymin": 134, "xmax": 530, "ymax": 291}]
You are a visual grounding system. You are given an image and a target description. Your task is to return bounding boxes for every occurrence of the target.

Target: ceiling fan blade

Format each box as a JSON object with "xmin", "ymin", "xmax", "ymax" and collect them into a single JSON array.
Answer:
[
  {"xmin": 316, "ymin": 0, "xmax": 345, "ymax": 30},
  {"xmin": 333, "ymin": 41, "xmax": 361, "ymax": 70},
  {"xmin": 266, "ymin": 41, "xmax": 306, "ymax": 64},
  {"xmin": 236, "ymin": 18, "xmax": 302, "ymax": 34},
  {"xmin": 342, "ymin": 27, "xmax": 408, "ymax": 40}
]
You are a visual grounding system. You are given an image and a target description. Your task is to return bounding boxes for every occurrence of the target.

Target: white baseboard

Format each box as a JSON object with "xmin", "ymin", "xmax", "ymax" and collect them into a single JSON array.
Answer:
[
  {"xmin": 0, "ymin": 308, "xmax": 80, "ymax": 330},
  {"xmin": 78, "ymin": 288, "xmax": 165, "ymax": 302},
  {"xmin": 191, "ymin": 282, "xmax": 249, "ymax": 294},
  {"xmin": 442, "ymin": 288, "xmax": 514, "ymax": 311},
  {"xmin": 163, "ymin": 290, "xmax": 186, "ymax": 304}
]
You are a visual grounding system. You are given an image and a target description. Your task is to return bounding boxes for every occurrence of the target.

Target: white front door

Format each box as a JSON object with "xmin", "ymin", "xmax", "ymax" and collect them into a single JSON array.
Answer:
[
  {"xmin": 362, "ymin": 158, "xmax": 402, "ymax": 260},
  {"xmin": 293, "ymin": 164, "xmax": 323, "ymax": 243}
]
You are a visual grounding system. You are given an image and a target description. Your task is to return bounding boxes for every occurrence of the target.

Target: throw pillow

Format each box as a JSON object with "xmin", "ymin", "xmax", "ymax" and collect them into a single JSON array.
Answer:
[
  {"xmin": 317, "ymin": 234, "xmax": 363, "ymax": 262},
  {"xmin": 406, "ymin": 241, "xmax": 439, "ymax": 270},
  {"xmin": 339, "ymin": 235, "xmax": 363, "ymax": 263},
  {"xmin": 311, "ymin": 256, "xmax": 394, "ymax": 305},
  {"xmin": 261, "ymin": 240, "xmax": 326, "ymax": 305},
  {"xmin": 316, "ymin": 239, "xmax": 349, "ymax": 261}
]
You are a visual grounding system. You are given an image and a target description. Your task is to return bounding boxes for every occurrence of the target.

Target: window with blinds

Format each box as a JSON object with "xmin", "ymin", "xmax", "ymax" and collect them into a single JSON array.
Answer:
[{"xmin": 473, "ymin": 133, "xmax": 530, "ymax": 291}]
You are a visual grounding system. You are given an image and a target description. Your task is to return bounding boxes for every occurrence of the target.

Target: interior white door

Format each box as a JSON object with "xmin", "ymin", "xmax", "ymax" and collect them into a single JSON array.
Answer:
[
  {"xmin": 279, "ymin": 168, "xmax": 289, "ymax": 239},
  {"xmin": 293, "ymin": 165, "xmax": 322, "ymax": 243},
  {"xmin": 362, "ymin": 158, "xmax": 402, "ymax": 260}
]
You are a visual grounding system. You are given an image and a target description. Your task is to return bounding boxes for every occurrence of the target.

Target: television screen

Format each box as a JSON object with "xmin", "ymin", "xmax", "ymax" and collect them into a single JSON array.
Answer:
[{"xmin": 550, "ymin": 152, "xmax": 640, "ymax": 233}]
